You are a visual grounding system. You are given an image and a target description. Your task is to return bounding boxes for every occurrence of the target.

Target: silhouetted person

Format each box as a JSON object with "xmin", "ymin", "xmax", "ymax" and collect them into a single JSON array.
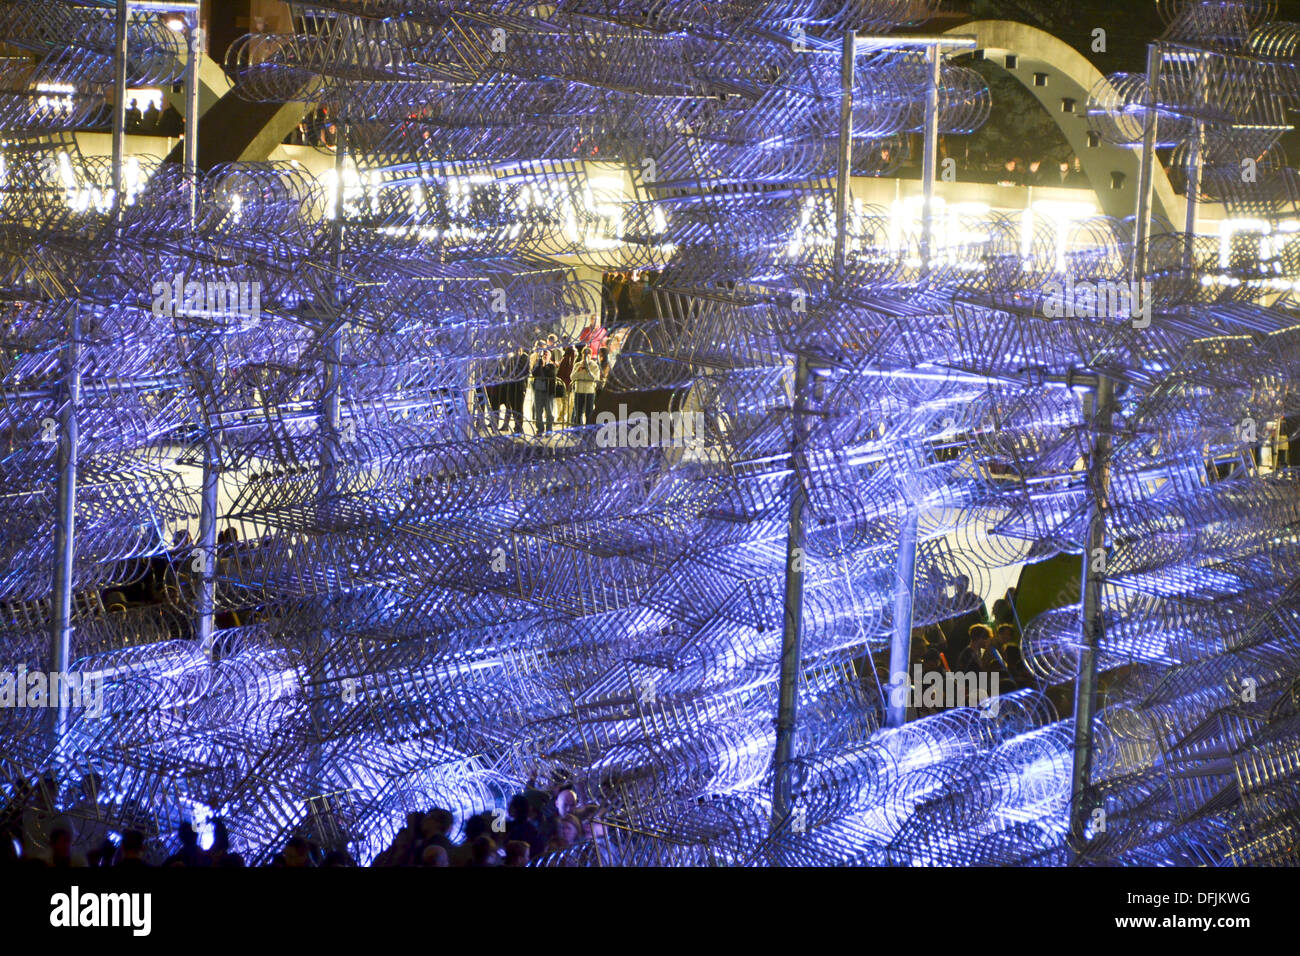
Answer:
[
  {"xmin": 420, "ymin": 844, "xmax": 449, "ymax": 866},
  {"xmin": 504, "ymin": 348, "xmax": 529, "ymax": 434},
  {"xmin": 957, "ymin": 623, "xmax": 995, "ymax": 675},
  {"xmin": 163, "ymin": 822, "xmax": 209, "ymax": 867},
  {"xmin": 271, "ymin": 836, "xmax": 311, "ymax": 867},
  {"xmin": 990, "ymin": 598, "xmax": 1016, "ymax": 629},
  {"xmin": 1004, "ymin": 644, "xmax": 1037, "ymax": 692},
  {"xmin": 115, "ymin": 830, "xmax": 150, "ymax": 867},
  {"xmin": 1055, "ymin": 161, "xmax": 1076, "ymax": 186},
  {"xmin": 504, "ymin": 840, "xmax": 530, "ymax": 867},
  {"xmin": 468, "ymin": 835, "xmax": 498, "ymax": 867},
  {"xmin": 49, "ymin": 826, "xmax": 76, "ymax": 868},
  {"xmin": 995, "ymin": 623, "xmax": 1018, "ymax": 652},
  {"xmin": 532, "ymin": 350, "xmax": 557, "ymax": 434},
  {"xmin": 616, "ymin": 273, "xmax": 636, "ymax": 322},
  {"xmin": 157, "ymin": 104, "xmax": 183, "ymax": 136},
  {"xmin": 505, "ymin": 793, "xmax": 544, "ymax": 857},
  {"xmin": 418, "ymin": 808, "xmax": 455, "ymax": 858},
  {"xmin": 940, "ymin": 575, "xmax": 987, "ymax": 657}
]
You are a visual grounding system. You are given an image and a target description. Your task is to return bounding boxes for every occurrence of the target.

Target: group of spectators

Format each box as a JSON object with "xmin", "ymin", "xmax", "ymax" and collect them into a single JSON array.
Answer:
[
  {"xmin": 0, "ymin": 772, "xmax": 240, "ymax": 868},
  {"xmin": 123, "ymin": 98, "xmax": 184, "ymax": 136},
  {"xmin": 883, "ymin": 138, "xmax": 1091, "ymax": 189},
  {"xmin": 603, "ymin": 270, "xmax": 658, "ymax": 325},
  {"xmin": 907, "ymin": 582, "xmax": 1038, "ymax": 716},
  {"xmin": 475, "ymin": 318, "xmax": 625, "ymax": 436},
  {"xmin": 991, "ymin": 155, "xmax": 1087, "ymax": 188},
  {"xmin": 97, "ymin": 524, "xmax": 254, "ymax": 640},
  {"xmin": 1, "ymin": 771, "xmax": 600, "ymax": 868},
  {"xmin": 288, "ymin": 106, "xmax": 339, "ymax": 147},
  {"xmin": 483, "ymin": 266, "xmax": 661, "ymax": 438},
  {"xmin": 372, "ymin": 785, "xmax": 600, "ymax": 868}
]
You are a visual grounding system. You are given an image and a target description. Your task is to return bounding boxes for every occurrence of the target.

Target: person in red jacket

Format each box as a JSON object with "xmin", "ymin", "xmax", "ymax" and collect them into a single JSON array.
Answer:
[{"xmin": 578, "ymin": 315, "xmax": 607, "ymax": 357}]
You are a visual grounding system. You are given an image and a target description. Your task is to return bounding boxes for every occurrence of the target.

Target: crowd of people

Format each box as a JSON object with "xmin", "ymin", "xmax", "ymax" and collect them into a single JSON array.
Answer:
[
  {"xmin": 1, "ymin": 772, "xmax": 601, "ymax": 868},
  {"xmin": 989, "ymin": 155, "xmax": 1087, "ymax": 188},
  {"xmin": 474, "ymin": 317, "xmax": 628, "ymax": 437},
  {"xmin": 288, "ymin": 106, "xmax": 339, "ymax": 148},
  {"xmin": 370, "ymin": 785, "xmax": 602, "ymax": 868},
  {"xmin": 122, "ymin": 98, "xmax": 184, "ymax": 136},
  {"xmin": 602, "ymin": 270, "xmax": 658, "ymax": 325},
  {"xmin": 890, "ymin": 138, "xmax": 1090, "ymax": 189},
  {"xmin": 0, "ymin": 772, "xmax": 199, "ymax": 868},
  {"xmin": 84, "ymin": 522, "xmax": 287, "ymax": 655},
  {"xmin": 477, "ymin": 323, "xmax": 598, "ymax": 436},
  {"xmin": 477, "ymin": 269, "xmax": 657, "ymax": 437},
  {"xmin": 905, "ymin": 582, "xmax": 1038, "ymax": 717}
]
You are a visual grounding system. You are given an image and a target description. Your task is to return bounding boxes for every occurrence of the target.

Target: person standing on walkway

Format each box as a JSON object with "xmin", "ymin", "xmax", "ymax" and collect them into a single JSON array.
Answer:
[
  {"xmin": 532, "ymin": 349, "xmax": 556, "ymax": 434},
  {"xmin": 571, "ymin": 348, "xmax": 600, "ymax": 427}
]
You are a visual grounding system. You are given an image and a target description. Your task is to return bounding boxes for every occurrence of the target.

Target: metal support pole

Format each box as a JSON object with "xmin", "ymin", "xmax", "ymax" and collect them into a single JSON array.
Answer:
[
  {"xmin": 321, "ymin": 123, "xmax": 347, "ymax": 487},
  {"xmin": 308, "ymin": 121, "xmax": 348, "ymax": 789},
  {"xmin": 111, "ymin": 0, "xmax": 129, "ymax": 221},
  {"xmin": 772, "ymin": 27, "xmax": 855, "ymax": 832},
  {"xmin": 772, "ymin": 353, "xmax": 810, "ymax": 831},
  {"xmin": 1182, "ymin": 51, "xmax": 1206, "ymax": 273},
  {"xmin": 1131, "ymin": 44, "xmax": 1163, "ymax": 280},
  {"xmin": 886, "ymin": 509, "xmax": 919, "ymax": 727},
  {"xmin": 185, "ymin": 17, "xmax": 220, "ymax": 660},
  {"xmin": 831, "ymin": 28, "xmax": 855, "ymax": 273},
  {"xmin": 47, "ymin": 301, "xmax": 82, "ymax": 747},
  {"xmin": 882, "ymin": 43, "xmax": 940, "ymax": 726},
  {"xmin": 184, "ymin": 22, "xmax": 203, "ymax": 224},
  {"xmin": 1069, "ymin": 379, "xmax": 1114, "ymax": 851},
  {"xmin": 920, "ymin": 43, "xmax": 941, "ymax": 271},
  {"xmin": 1071, "ymin": 42, "xmax": 1161, "ymax": 855},
  {"xmin": 49, "ymin": 0, "xmax": 126, "ymax": 746},
  {"xmin": 194, "ymin": 438, "xmax": 219, "ymax": 659}
]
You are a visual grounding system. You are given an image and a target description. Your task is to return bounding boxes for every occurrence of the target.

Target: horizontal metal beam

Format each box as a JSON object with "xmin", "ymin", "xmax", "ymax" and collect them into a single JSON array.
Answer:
[
  {"xmin": 1, "ymin": 377, "xmax": 185, "ymax": 401},
  {"xmin": 854, "ymin": 34, "xmax": 978, "ymax": 50},
  {"xmin": 123, "ymin": 1, "xmax": 201, "ymax": 11}
]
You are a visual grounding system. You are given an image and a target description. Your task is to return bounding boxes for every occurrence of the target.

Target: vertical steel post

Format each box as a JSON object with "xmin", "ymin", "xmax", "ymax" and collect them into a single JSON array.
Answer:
[
  {"xmin": 1069, "ymin": 379, "xmax": 1114, "ymax": 852},
  {"xmin": 920, "ymin": 42, "xmax": 941, "ymax": 270},
  {"xmin": 884, "ymin": 45, "xmax": 939, "ymax": 728},
  {"xmin": 321, "ymin": 123, "xmax": 347, "ymax": 489},
  {"xmin": 887, "ymin": 510, "xmax": 919, "ymax": 727},
  {"xmin": 1071, "ymin": 42, "xmax": 1161, "ymax": 855},
  {"xmin": 772, "ymin": 354, "xmax": 810, "ymax": 831},
  {"xmin": 184, "ymin": 22, "xmax": 202, "ymax": 223},
  {"xmin": 111, "ymin": 0, "xmax": 129, "ymax": 221},
  {"xmin": 187, "ymin": 19, "xmax": 220, "ymax": 660},
  {"xmin": 1182, "ymin": 51, "xmax": 1206, "ymax": 273},
  {"xmin": 50, "ymin": 0, "xmax": 128, "ymax": 747},
  {"xmin": 771, "ymin": 27, "xmax": 854, "ymax": 832},
  {"xmin": 1131, "ymin": 45, "xmax": 1163, "ymax": 281},
  {"xmin": 47, "ymin": 301, "xmax": 82, "ymax": 746},
  {"xmin": 831, "ymin": 28, "xmax": 855, "ymax": 273},
  {"xmin": 194, "ymin": 443, "xmax": 219, "ymax": 658},
  {"xmin": 308, "ymin": 120, "xmax": 348, "ymax": 789}
]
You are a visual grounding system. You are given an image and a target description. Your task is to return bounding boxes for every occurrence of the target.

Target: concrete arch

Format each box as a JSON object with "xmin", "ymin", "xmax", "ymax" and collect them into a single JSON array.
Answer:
[{"xmin": 946, "ymin": 19, "xmax": 1182, "ymax": 225}]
